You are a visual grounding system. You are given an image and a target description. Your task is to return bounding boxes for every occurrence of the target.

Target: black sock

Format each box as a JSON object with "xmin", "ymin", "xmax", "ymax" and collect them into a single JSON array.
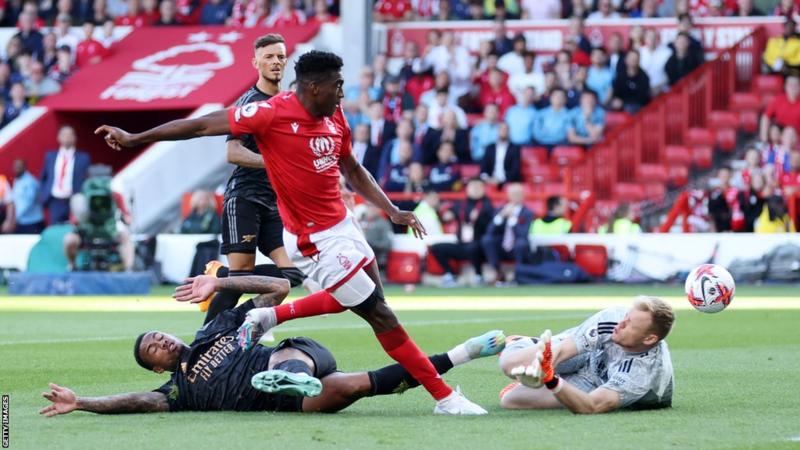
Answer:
[
  {"xmin": 367, "ymin": 353, "xmax": 454, "ymax": 396},
  {"xmin": 273, "ymin": 359, "xmax": 314, "ymax": 377},
  {"xmin": 203, "ymin": 270, "xmax": 250, "ymax": 325}
]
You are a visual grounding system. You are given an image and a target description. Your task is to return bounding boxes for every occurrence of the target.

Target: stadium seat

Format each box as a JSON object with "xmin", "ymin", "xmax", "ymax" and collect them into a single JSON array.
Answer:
[
  {"xmin": 686, "ymin": 128, "xmax": 715, "ymax": 147},
  {"xmin": 614, "ymin": 183, "xmax": 646, "ymax": 202},
  {"xmin": 643, "ymin": 183, "xmax": 666, "ymax": 201},
  {"xmin": 524, "ymin": 163, "xmax": 557, "ymax": 183},
  {"xmin": 605, "ymin": 111, "xmax": 631, "ymax": 130},
  {"xmin": 524, "ymin": 200, "xmax": 545, "ymax": 216},
  {"xmin": 692, "ymin": 146, "xmax": 714, "ymax": 169},
  {"xmin": 637, "ymin": 164, "xmax": 669, "ymax": 183},
  {"xmin": 665, "ymin": 145, "xmax": 692, "ymax": 166},
  {"xmin": 739, "ymin": 110, "xmax": 759, "ymax": 134},
  {"xmin": 543, "ymin": 182, "xmax": 568, "ymax": 196},
  {"xmin": 708, "ymin": 111, "xmax": 739, "ymax": 130},
  {"xmin": 425, "ymin": 251, "xmax": 460, "ymax": 276},
  {"xmin": 386, "ymin": 251, "xmax": 422, "ymax": 284},
  {"xmin": 521, "ymin": 146, "xmax": 549, "ymax": 165},
  {"xmin": 547, "ymin": 244, "xmax": 572, "ymax": 262},
  {"xmin": 574, "ymin": 244, "xmax": 608, "ymax": 278},
  {"xmin": 753, "ymin": 74, "xmax": 783, "ymax": 95},
  {"xmin": 730, "ymin": 92, "xmax": 761, "ymax": 111},
  {"xmin": 459, "ymin": 164, "xmax": 481, "ymax": 180},
  {"xmin": 668, "ymin": 165, "xmax": 689, "ymax": 187},
  {"xmin": 550, "ymin": 146, "xmax": 585, "ymax": 166},
  {"xmin": 716, "ymin": 128, "xmax": 737, "ymax": 152}
]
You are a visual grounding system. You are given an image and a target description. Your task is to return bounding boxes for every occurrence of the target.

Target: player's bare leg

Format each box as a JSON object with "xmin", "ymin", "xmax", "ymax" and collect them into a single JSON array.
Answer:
[{"xmin": 499, "ymin": 383, "xmax": 562, "ymax": 410}]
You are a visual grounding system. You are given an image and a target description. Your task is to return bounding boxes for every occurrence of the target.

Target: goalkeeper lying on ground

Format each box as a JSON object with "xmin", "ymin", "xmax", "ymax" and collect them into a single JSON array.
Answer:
[
  {"xmin": 40, "ymin": 275, "xmax": 505, "ymax": 416},
  {"xmin": 498, "ymin": 296, "xmax": 675, "ymax": 414}
]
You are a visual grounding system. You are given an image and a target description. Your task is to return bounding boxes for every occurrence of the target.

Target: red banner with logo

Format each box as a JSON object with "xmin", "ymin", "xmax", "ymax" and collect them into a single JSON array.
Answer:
[
  {"xmin": 42, "ymin": 25, "xmax": 319, "ymax": 111},
  {"xmin": 383, "ymin": 17, "xmax": 783, "ymax": 57}
]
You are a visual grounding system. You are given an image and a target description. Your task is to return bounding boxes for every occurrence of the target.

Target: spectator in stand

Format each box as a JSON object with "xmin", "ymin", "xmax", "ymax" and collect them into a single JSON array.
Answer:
[
  {"xmin": 587, "ymin": 0, "xmax": 620, "ymax": 19},
  {"xmin": 485, "ymin": 0, "xmax": 520, "ymax": 19},
  {"xmin": 11, "ymin": 158, "xmax": 44, "ymax": 234},
  {"xmin": 470, "ymin": 103, "xmax": 500, "ymax": 162},
  {"xmin": 466, "ymin": 0, "xmax": 487, "ymax": 20},
  {"xmin": 565, "ymin": 65, "xmax": 589, "ymax": 108},
  {"xmin": 638, "ymin": 28, "xmax": 671, "ymax": 96},
  {"xmin": 75, "ymin": 21, "xmax": 108, "ymax": 68},
  {"xmin": 372, "ymin": 53, "xmax": 389, "ymax": 91},
  {"xmin": 49, "ymin": 46, "xmax": 75, "ymax": 84},
  {"xmin": 200, "ymin": 0, "xmax": 232, "ymax": 24},
  {"xmin": 4, "ymin": 82, "xmax": 29, "ymax": 124},
  {"xmin": 309, "ymin": 0, "xmax": 337, "ymax": 24},
  {"xmin": 521, "ymin": 0, "xmax": 561, "ymax": 19},
  {"xmin": 114, "ymin": 0, "xmax": 145, "ymax": 26},
  {"xmin": 497, "ymin": 34, "xmax": 528, "ymax": 76},
  {"xmin": 666, "ymin": 32, "xmax": 703, "ymax": 86},
  {"xmin": 628, "ymin": 25, "xmax": 645, "ymax": 52},
  {"xmin": 14, "ymin": 11, "xmax": 43, "ymax": 60},
  {"xmin": 629, "ymin": 0, "xmax": 660, "ymax": 17},
  {"xmin": 552, "ymin": 50, "xmax": 576, "ymax": 95},
  {"xmin": 405, "ymin": 162, "xmax": 430, "ymax": 194},
  {"xmin": 378, "ymin": 117, "xmax": 415, "ymax": 179},
  {"xmin": 587, "ymin": 47, "xmax": 613, "ymax": 105},
  {"xmin": 38, "ymin": 126, "xmax": 91, "ymax": 224},
  {"xmin": 53, "ymin": 14, "xmax": 79, "ymax": 57},
  {"xmin": 566, "ymin": 16, "xmax": 593, "ymax": 57},
  {"xmin": 412, "ymin": 103, "xmax": 430, "ymax": 147},
  {"xmin": 607, "ymin": 31, "xmax": 626, "ymax": 77},
  {"xmin": 611, "ymin": 50, "xmax": 651, "ymax": 114},
  {"xmin": 508, "ymin": 51, "xmax": 546, "ymax": 102},
  {"xmin": 4, "ymin": 36, "xmax": 23, "ymax": 70},
  {"xmin": 382, "ymin": 140, "xmax": 413, "ymax": 192},
  {"xmin": 429, "ymin": 141, "xmax": 461, "ymax": 192},
  {"xmin": 397, "ymin": 41, "xmax": 424, "ymax": 85},
  {"xmin": 373, "ymin": 0, "xmax": 413, "ymax": 22},
  {"xmin": 410, "ymin": 188, "xmax": 442, "ymax": 237},
  {"xmin": 481, "ymin": 183, "xmax": 534, "ymax": 285},
  {"xmin": 139, "ymin": 0, "xmax": 160, "ymax": 24},
  {"xmin": 737, "ymin": 147, "xmax": 764, "ymax": 188},
  {"xmin": 763, "ymin": 19, "xmax": 800, "ymax": 76},
  {"xmin": 0, "ymin": 174, "xmax": 14, "ymax": 233},
  {"xmin": 381, "ymin": 75, "xmax": 414, "ymax": 123},
  {"xmin": 430, "ymin": 177, "xmax": 494, "ymax": 287},
  {"xmin": 530, "ymin": 195, "xmax": 571, "ymax": 235},
  {"xmin": 356, "ymin": 204, "xmax": 393, "ymax": 271},
  {"xmin": 473, "ymin": 48, "xmax": 507, "ymax": 97},
  {"xmin": 345, "ymin": 67, "xmax": 380, "ymax": 104},
  {"xmin": 492, "ymin": 19, "xmax": 514, "ymax": 55},
  {"xmin": 780, "ymin": 151, "xmax": 800, "ymax": 196},
  {"xmin": 533, "ymin": 87, "xmax": 570, "ymax": 148},
  {"xmin": 156, "ymin": 0, "xmax": 180, "ymax": 25},
  {"xmin": 266, "ymin": 0, "xmax": 306, "ymax": 26},
  {"xmin": 23, "ymin": 60, "xmax": 61, "ymax": 102},
  {"xmin": 422, "ymin": 109, "xmax": 470, "ymax": 164},
  {"xmin": 433, "ymin": 0, "xmax": 456, "ymax": 20},
  {"xmin": 480, "ymin": 122, "xmax": 521, "ymax": 188},
  {"xmin": 738, "ymin": 170, "xmax": 767, "ymax": 232},
  {"xmin": 180, "ymin": 191, "xmax": 220, "ymax": 234},
  {"xmin": 91, "ymin": 0, "xmax": 112, "ymax": 27},
  {"xmin": 755, "ymin": 195, "xmax": 794, "ymax": 233},
  {"xmin": 228, "ymin": 0, "xmax": 269, "ymax": 27},
  {"xmin": 774, "ymin": 0, "xmax": 800, "ymax": 20},
  {"xmin": 41, "ymin": 33, "xmax": 58, "ymax": 72},
  {"xmin": 598, "ymin": 203, "xmax": 641, "ymax": 234},
  {"xmin": 13, "ymin": 51, "xmax": 34, "ymax": 84},
  {"xmin": 422, "ymin": 31, "xmax": 473, "ymax": 101},
  {"xmin": 427, "ymin": 87, "xmax": 468, "ymax": 129},
  {"xmin": 760, "ymin": 76, "xmax": 800, "ymax": 142},
  {"xmin": 708, "ymin": 166, "xmax": 744, "ymax": 232},
  {"xmin": 567, "ymin": 90, "xmax": 606, "ymax": 146},
  {"xmin": 505, "ymin": 86, "xmax": 537, "ymax": 146},
  {"xmin": 352, "ymin": 122, "xmax": 381, "ymax": 180},
  {"xmin": 0, "ymin": 63, "xmax": 10, "ymax": 99},
  {"xmin": 766, "ymin": 126, "xmax": 796, "ymax": 181},
  {"xmin": 367, "ymin": 100, "xmax": 396, "ymax": 153},
  {"xmin": 478, "ymin": 67, "xmax": 516, "ymax": 116},
  {"xmin": 674, "ymin": 13, "xmax": 704, "ymax": 58},
  {"xmin": 735, "ymin": 0, "xmax": 763, "ymax": 16}
]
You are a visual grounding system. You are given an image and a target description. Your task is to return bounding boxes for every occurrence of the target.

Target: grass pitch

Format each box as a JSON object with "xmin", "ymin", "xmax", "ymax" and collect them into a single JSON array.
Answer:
[{"xmin": 1, "ymin": 284, "xmax": 799, "ymax": 450}]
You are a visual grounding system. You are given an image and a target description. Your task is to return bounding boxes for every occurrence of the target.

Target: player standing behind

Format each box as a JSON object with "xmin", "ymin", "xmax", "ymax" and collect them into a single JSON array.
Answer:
[
  {"xmin": 499, "ymin": 296, "xmax": 675, "ymax": 413},
  {"xmin": 200, "ymin": 33, "xmax": 317, "ymax": 324},
  {"xmin": 96, "ymin": 50, "xmax": 485, "ymax": 415}
]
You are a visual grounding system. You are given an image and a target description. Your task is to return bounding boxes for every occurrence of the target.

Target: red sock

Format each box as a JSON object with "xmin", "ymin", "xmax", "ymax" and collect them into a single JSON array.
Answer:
[
  {"xmin": 376, "ymin": 325, "xmax": 453, "ymax": 401},
  {"xmin": 274, "ymin": 291, "xmax": 346, "ymax": 324}
]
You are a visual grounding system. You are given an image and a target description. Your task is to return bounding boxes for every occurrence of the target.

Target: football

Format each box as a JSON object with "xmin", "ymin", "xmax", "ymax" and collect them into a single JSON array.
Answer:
[{"xmin": 685, "ymin": 264, "xmax": 736, "ymax": 313}]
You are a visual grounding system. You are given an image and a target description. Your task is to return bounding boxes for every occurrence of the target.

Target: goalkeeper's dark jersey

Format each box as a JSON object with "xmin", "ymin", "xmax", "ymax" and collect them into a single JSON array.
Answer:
[
  {"xmin": 154, "ymin": 300, "xmax": 278, "ymax": 411},
  {"xmin": 223, "ymin": 85, "xmax": 278, "ymax": 210}
]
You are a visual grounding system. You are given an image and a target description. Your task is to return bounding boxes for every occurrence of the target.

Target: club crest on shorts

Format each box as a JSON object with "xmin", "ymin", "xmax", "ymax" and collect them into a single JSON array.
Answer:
[{"xmin": 336, "ymin": 253, "xmax": 352, "ymax": 271}]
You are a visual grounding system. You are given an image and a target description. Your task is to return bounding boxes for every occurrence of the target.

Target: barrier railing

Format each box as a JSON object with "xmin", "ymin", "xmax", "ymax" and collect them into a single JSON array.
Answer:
[{"xmin": 564, "ymin": 27, "xmax": 767, "ymax": 201}]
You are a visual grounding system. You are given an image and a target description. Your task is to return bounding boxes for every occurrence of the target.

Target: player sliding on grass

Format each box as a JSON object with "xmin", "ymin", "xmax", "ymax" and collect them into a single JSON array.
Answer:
[
  {"xmin": 40, "ymin": 275, "xmax": 506, "ymax": 416},
  {"xmin": 96, "ymin": 50, "xmax": 486, "ymax": 414},
  {"xmin": 498, "ymin": 296, "xmax": 675, "ymax": 414}
]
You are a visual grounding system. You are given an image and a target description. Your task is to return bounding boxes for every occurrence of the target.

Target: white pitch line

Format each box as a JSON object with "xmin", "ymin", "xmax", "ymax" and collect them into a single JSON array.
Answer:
[{"xmin": 0, "ymin": 313, "xmax": 586, "ymax": 346}]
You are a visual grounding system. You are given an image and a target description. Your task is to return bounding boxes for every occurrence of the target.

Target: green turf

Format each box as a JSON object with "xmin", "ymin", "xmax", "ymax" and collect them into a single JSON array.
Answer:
[{"xmin": 2, "ymin": 291, "xmax": 799, "ymax": 450}]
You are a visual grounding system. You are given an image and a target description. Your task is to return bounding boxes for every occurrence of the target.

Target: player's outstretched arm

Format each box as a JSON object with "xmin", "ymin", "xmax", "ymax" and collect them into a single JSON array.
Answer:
[
  {"xmin": 551, "ymin": 385, "xmax": 620, "ymax": 415},
  {"xmin": 174, "ymin": 275, "xmax": 289, "ymax": 306},
  {"xmin": 339, "ymin": 153, "xmax": 426, "ymax": 238},
  {"xmin": 95, "ymin": 109, "xmax": 231, "ymax": 150},
  {"xmin": 40, "ymin": 383, "xmax": 168, "ymax": 416},
  {"xmin": 227, "ymin": 139, "xmax": 264, "ymax": 168}
]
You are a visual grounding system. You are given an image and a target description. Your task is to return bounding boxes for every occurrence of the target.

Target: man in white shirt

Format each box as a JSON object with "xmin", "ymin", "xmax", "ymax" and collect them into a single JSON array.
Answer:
[
  {"xmin": 498, "ymin": 34, "xmax": 527, "ymax": 77},
  {"xmin": 639, "ymin": 28, "xmax": 672, "ymax": 95},
  {"xmin": 38, "ymin": 126, "xmax": 91, "ymax": 224}
]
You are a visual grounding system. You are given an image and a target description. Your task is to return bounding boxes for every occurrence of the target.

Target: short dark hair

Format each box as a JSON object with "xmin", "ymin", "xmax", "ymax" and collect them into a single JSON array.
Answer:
[
  {"xmin": 677, "ymin": 13, "xmax": 692, "ymax": 24},
  {"xmin": 546, "ymin": 195, "xmax": 562, "ymax": 211},
  {"xmin": 133, "ymin": 332, "xmax": 153, "ymax": 371},
  {"xmin": 295, "ymin": 50, "xmax": 343, "ymax": 84},
  {"xmin": 254, "ymin": 33, "xmax": 284, "ymax": 50}
]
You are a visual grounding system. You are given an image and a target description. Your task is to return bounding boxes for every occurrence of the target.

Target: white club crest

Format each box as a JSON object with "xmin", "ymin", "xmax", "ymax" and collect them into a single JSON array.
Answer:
[{"xmin": 308, "ymin": 136, "xmax": 335, "ymax": 157}]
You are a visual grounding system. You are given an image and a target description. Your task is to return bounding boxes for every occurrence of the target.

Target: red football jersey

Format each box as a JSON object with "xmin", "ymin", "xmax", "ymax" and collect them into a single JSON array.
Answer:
[{"xmin": 227, "ymin": 92, "xmax": 352, "ymax": 235}]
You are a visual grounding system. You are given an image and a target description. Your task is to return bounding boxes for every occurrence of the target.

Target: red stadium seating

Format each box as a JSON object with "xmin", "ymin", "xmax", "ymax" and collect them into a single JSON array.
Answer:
[
  {"xmin": 739, "ymin": 110, "xmax": 759, "ymax": 134},
  {"xmin": 730, "ymin": 92, "xmax": 761, "ymax": 111},
  {"xmin": 692, "ymin": 146, "xmax": 714, "ymax": 169},
  {"xmin": 708, "ymin": 111, "xmax": 739, "ymax": 129},
  {"xmin": 665, "ymin": 145, "xmax": 692, "ymax": 166},
  {"xmin": 686, "ymin": 128, "xmax": 715, "ymax": 147},
  {"xmin": 574, "ymin": 244, "xmax": 608, "ymax": 278},
  {"xmin": 668, "ymin": 165, "xmax": 689, "ymax": 187},
  {"xmin": 637, "ymin": 164, "xmax": 669, "ymax": 183},
  {"xmin": 547, "ymin": 244, "xmax": 571, "ymax": 262},
  {"xmin": 543, "ymin": 182, "xmax": 568, "ymax": 196},
  {"xmin": 524, "ymin": 163, "xmax": 557, "ymax": 183},
  {"xmin": 614, "ymin": 183, "xmax": 646, "ymax": 202},
  {"xmin": 386, "ymin": 251, "xmax": 422, "ymax": 284},
  {"xmin": 753, "ymin": 74, "xmax": 784, "ymax": 95},
  {"xmin": 550, "ymin": 146, "xmax": 585, "ymax": 166},
  {"xmin": 716, "ymin": 128, "xmax": 737, "ymax": 152},
  {"xmin": 643, "ymin": 183, "xmax": 667, "ymax": 201},
  {"xmin": 459, "ymin": 164, "xmax": 481, "ymax": 180},
  {"xmin": 605, "ymin": 111, "xmax": 631, "ymax": 130},
  {"xmin": 521, "ymin": 146, "xmax": 549, "ymax": 165}
]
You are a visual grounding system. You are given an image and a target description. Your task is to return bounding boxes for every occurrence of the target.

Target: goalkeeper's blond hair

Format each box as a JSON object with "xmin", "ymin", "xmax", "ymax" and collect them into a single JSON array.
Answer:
[{"xmin": 633, "ymin": 296, "xmax": 675, "ymax": 341}]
